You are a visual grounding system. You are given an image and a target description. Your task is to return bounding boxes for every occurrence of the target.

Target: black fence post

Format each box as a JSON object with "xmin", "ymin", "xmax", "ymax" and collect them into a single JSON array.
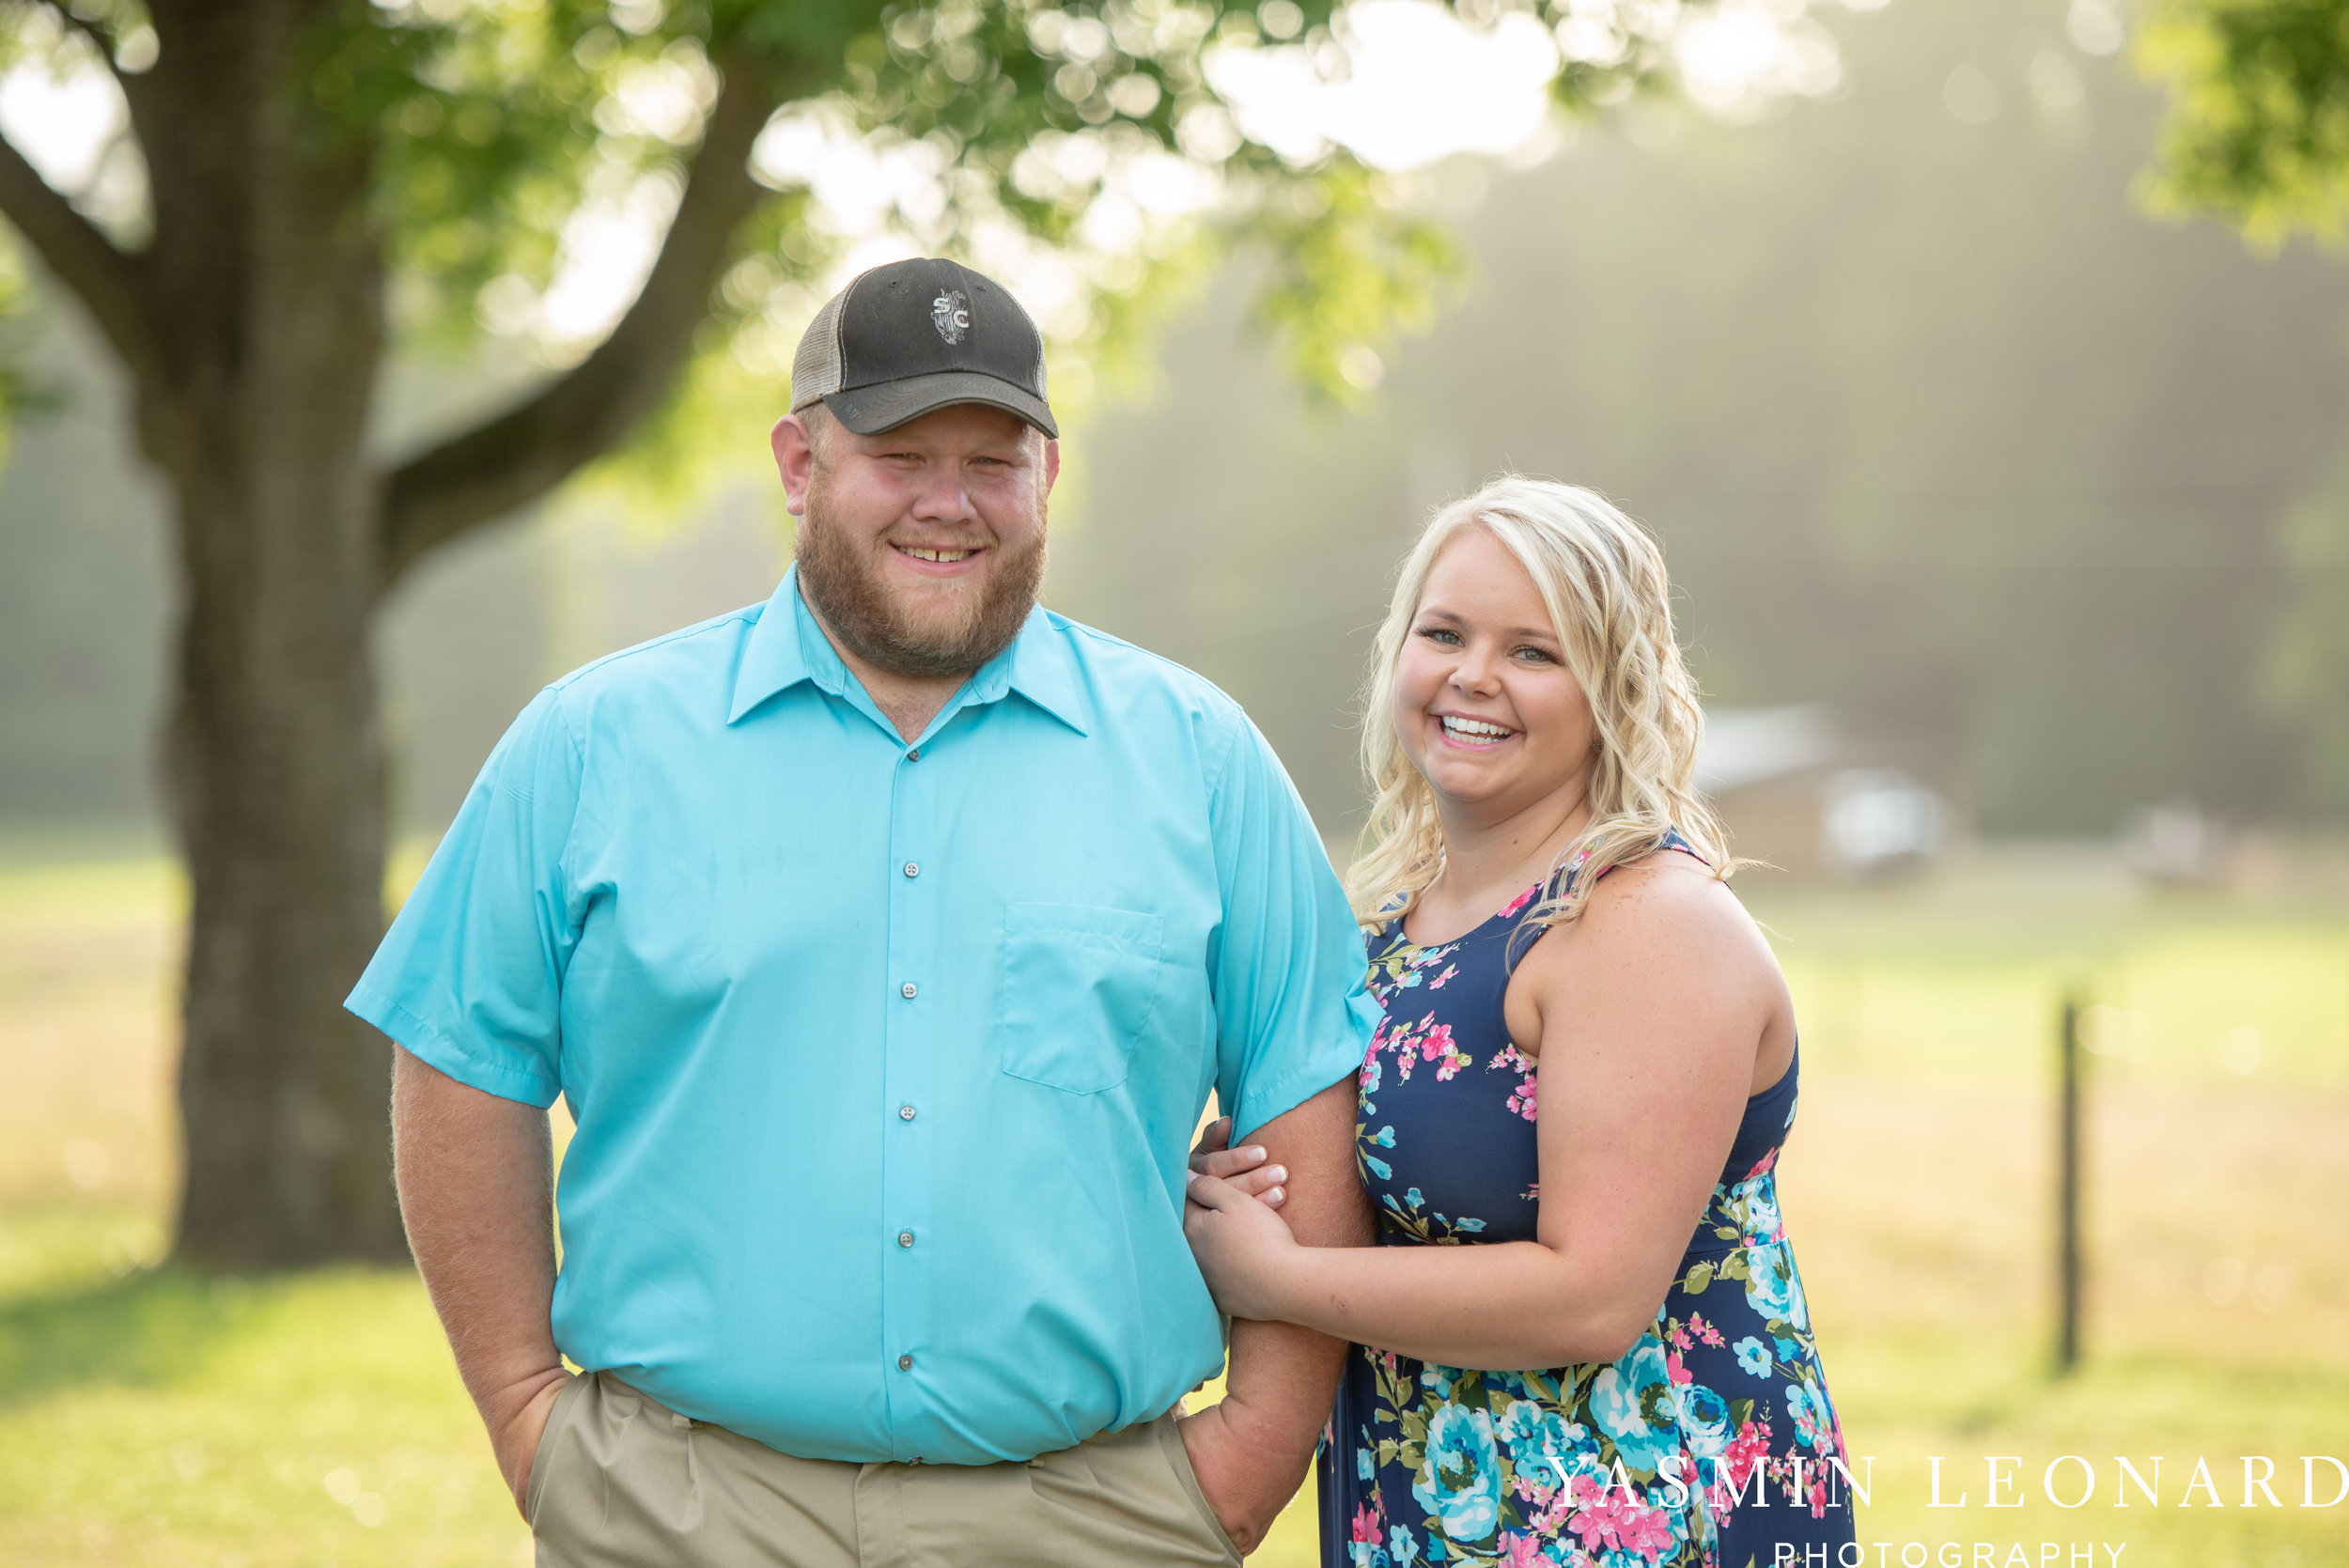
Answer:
[{"xmin": 2056, "ymin": 993, "xmax": 2084, "ymax": 1375}]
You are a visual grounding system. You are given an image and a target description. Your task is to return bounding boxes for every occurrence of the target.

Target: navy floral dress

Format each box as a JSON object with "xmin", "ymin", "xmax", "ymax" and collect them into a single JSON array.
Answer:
[{"xmin": 1316, "ymin": 840, "xmax": 1856, "ymax": 1568}]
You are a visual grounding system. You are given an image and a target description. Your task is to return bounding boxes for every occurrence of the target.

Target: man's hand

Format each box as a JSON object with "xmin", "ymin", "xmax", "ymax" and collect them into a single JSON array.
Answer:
[
  {"xmin": 487, "ymin": 1367, "xmax": 573, "ymax": 1515},
  {"xmin": 1177, "ymin": 1397, "xmax": 1311, "ymax": 1557}
]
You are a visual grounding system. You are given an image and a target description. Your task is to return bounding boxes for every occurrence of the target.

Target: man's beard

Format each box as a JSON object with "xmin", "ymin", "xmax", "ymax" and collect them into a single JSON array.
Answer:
[{"xmin": 793, "ymin": 489, "xmax": 1047, "ymax": 681}]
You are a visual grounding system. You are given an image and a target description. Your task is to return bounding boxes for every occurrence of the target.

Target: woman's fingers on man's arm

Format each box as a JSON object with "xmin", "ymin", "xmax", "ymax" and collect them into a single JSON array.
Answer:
[{"xmin": 1189, "ymin": 1122, "xmax": 1285, "ymax": 1204}]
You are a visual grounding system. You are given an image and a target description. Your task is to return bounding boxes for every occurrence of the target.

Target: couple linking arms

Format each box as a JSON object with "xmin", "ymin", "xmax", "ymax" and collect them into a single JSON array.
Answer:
[{"xmin": 352, "ymin": 257, "xmax": 1854, "ymax": 1568}]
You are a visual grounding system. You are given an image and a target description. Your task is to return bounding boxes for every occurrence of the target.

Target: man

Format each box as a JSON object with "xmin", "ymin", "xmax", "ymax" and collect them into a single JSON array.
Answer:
[{"xmin": 350, "ymin": 256, "xmax": 1377, "ymax": 1567}]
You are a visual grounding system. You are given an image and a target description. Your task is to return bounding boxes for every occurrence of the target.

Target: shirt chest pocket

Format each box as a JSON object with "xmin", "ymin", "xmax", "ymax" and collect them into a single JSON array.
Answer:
[{"xmin": 998, "ymin": 903, "xmax": 1166, "ymax": 1094}]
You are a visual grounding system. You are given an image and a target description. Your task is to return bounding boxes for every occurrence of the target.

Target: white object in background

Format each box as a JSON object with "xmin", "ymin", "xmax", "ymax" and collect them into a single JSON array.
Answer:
[
  {"xmin": 1819, "ymin": 768, "xmax": 1946, "ymax": 879},
  {"xmin": 2123, "ymin": 800, "xmax": 2232, "ymax": 886}
]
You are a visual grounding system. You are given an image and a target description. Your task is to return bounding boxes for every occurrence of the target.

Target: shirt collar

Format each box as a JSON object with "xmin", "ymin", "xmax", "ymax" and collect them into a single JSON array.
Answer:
[{"xmin": 729, "ymin": 567, "xmax": 1092, "ymax": 737}]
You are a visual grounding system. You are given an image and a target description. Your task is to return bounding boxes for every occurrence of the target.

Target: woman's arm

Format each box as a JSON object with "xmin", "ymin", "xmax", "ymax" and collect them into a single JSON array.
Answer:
[{"xmin": 1184, "ymin": 857, "xmax": 1785, "ymax": 1370}]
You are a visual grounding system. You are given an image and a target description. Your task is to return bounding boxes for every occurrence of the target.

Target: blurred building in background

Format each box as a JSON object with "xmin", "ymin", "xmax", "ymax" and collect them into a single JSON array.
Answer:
[{"xmin": 1698, "ymin": 705, "xmax": 1952, "ymax": 879}]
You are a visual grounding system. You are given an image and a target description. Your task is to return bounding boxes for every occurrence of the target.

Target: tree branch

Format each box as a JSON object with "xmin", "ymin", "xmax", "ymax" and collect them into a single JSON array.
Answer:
[
  {"xmin": 376, "ymin": 51, "xmax": 782, "ymax": 591},
  {"xmin": 0, "ymin": 124, "xmax": 155, "ymax": 373}
]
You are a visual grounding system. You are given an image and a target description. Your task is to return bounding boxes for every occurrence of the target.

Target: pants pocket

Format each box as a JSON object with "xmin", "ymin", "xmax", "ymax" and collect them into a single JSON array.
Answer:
[
  {"xmin": 1155, "ymin": 1414, "xmax": 1246, "ymax": 1564},
  {"xmin": 524, "ymin": 1372, "xmax": 592, "ymax": 1529}
]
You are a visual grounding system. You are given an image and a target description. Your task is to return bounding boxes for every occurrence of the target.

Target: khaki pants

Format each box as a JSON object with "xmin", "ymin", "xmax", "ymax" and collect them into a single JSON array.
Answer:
[{"xmin": 526, "ymin": 1372, "xmax": 1246, "ymax": 1567}]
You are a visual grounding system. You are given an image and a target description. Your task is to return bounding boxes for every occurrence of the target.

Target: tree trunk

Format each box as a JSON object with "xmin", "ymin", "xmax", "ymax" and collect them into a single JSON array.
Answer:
[
  {"xmin": 150, "ymin": 8, "xmax": 406, "ymax": 1266},
  {"xmin": 0, "ymin": 4, "xmax": 774, "ymax": 1265},
  {"xmin": 167, "ymin": 440, "xmax": 407, "ymax": 1269}
]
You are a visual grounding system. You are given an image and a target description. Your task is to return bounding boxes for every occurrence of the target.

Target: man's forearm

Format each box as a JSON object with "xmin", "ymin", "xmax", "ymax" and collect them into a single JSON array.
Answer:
[
  {"xmin": 1217, "ymin": 1077, "xmax": 1373, "ymax": 1461},
  {"xmin": 390, "ymin": 1047, "xmax": 568, "ymax": 1493}
]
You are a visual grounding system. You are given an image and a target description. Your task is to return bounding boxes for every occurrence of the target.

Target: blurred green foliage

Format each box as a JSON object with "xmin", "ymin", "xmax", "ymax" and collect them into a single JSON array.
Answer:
[{"xmin": 2143, "ymin": 0, "xmax": 2349, "ymax": 243}]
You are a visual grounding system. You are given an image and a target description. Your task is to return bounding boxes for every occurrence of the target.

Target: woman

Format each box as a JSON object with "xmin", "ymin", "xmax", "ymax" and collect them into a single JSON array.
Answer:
[{"xmin": 1185, "ymin": 478, "xmax": 1855, "ymax": 1567}]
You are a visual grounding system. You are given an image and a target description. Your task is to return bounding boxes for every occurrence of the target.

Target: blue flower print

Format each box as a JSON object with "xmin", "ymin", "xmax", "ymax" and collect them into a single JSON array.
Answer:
[
  {"xmin": 1677, "ymin": 1382, "xmax": 1731, "ymax": 1461},
  {"xmin": 1740, "ymin": 1179, "xmax": 1782, "ymax": 1243},
  {"xmin": 1743, "ymin": 1240, "xmax": 1803, "ymax": 1327},
  {"xmin": 1364, "ymin": 1154, "xmax": 1393, "ymax": 1181},
  {"xmin": 1589, "ymin": 1340, "xmax": 1680, "ymax": 1474},
  {"xmin": 1733, "ymin": 1335, "xmax": 1772, "ymax": 1375},
  {"xmin": 1360, "ymin": 1447, "xmax": 1377, "ymax": 1480},
  {"xmin": 1391, "ymin": 1524, "xmax": 1423, "ymax": 1563},
  {"xmin": 1411, "ymin": 1404, "xmax": 1502, "ymax": 1545}
]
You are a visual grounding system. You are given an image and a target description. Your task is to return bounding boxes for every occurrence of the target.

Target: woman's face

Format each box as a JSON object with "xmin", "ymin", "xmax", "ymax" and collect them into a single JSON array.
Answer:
[{"xmin": 1392, "ymin": 525, "xmax": 1597, "ymax": 822}]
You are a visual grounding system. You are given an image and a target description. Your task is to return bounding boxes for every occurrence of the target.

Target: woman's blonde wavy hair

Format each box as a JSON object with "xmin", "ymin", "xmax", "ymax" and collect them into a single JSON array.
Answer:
[{"xmin": 1346, "ymin": 475, "xmax": 1731, "ymax": 931}]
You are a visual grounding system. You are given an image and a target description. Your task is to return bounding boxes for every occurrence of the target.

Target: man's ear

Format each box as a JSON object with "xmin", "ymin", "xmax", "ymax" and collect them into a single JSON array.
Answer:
[
  {"xmin": 771, "ymin": 413, "xmax": 817, "ymax": 518},
  {"xmin": 1042, "ymin": 437, "xmax": 1061, "ymax": 498}
]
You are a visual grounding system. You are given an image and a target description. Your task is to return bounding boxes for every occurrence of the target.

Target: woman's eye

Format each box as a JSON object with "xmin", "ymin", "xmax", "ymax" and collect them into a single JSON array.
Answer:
[
  {"xmin": 1515, "ymin": 646, "xmax": 1555, "ymax": 663},
  {"xmin": 1417, "ymin": 627, "xmax": 1462, "ymax": 646}
]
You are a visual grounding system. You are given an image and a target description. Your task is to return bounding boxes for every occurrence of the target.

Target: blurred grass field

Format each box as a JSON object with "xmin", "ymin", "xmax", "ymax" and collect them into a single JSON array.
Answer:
[{"xmin": 0, "ymin": 842, "xmax": 2343, "ymax": 1565}]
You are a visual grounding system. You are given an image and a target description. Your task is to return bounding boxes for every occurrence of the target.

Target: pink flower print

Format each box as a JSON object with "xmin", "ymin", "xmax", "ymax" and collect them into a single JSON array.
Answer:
[
  {"xmin": 1350, "ymin": 1502, "xmax": 1382, "ymax": 1544},
  {"xmin": 1418, "ymin": 1022, "xmax": 1472, "ymax": 1080},
  {"xmin": 1712, "ymin": 1421, "xmax": 1774, "ymax": 1518},
  {"xmin": 1690, "ymin": 1313, "xmax": 1725, "ymax": 1347},
  {"xmin": 1499, "ymin": 1529, "xmax": 1548, "ymax": 1568},
  {"xmin": 1665, "ymin": 1348, "xmax": 1691, "ymax": 1386},
  {"xmin": 1529, "ymin": 1478, "xmax": 1576, "ymax": 1535},
  {"xmin": 1497, "ymin": 880, "xmax": 1543, "ymax": 920},
  {"xmin": 1428, "ymin": 962, "xmax": 1458, "ymax": 988},
  {"xmin": 1488, "ymin": 1043, "xmax": 1538, "ymax": 1118},
  {"xmin": 1507, "ymin": 1074, "xmax": 1537, "ymax": 1120},
  {"xmin": 1565, "ymin": 1473, "xmax": 1677, "ymax": 1560},
  {"xmin": 1809, "ymin": 1475, "xmax": 1832, "ymax": 1519},
  {"xmin": 1741, "ymin": 1147, "xmax": 1781, "ymax": 1183},
  {"xmin": 1666, "ymin": 1321, "xmax": 1692, "ymax": 1352}
]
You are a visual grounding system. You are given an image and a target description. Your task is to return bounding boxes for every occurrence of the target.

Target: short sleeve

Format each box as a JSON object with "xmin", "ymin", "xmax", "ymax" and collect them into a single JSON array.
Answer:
[
  {"xmin": 345, "ymin": 687, "xmax": 583, "ymax": 1108},
  {"xmin": 1206, "ymin": 713, "xmax": 1380, "ymax": 1143}
]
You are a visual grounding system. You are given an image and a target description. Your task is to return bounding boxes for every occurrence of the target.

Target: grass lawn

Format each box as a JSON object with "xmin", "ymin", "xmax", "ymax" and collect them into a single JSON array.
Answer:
[{"xmin": 0, "ymin": 843, "xmax": 2343, "ymax": 1564}]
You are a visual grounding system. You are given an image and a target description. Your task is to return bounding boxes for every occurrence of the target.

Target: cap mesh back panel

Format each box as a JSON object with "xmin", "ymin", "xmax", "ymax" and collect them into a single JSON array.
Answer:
[{"xmin": 790, "ymin": 288, "xmax": 847, "ymax": 409}]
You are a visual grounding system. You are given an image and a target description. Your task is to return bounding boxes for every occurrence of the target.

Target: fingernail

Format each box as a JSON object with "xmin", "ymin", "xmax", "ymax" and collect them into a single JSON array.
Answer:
[
  {"xmin": 1266, "ymin": 1187, "xmax": 1284, "ymax": 1203},
  {"xmin": 1267, "ymin": 1167, "xmax": 1286, "ymax": 1183},
  {"xmin": 1185, "ymin": 1170, "xmax": 1201, "ymax": 1186},
  {"xmin": 1244, "ymin": 1146, "xmax": 1268, "ymax": 1162}
]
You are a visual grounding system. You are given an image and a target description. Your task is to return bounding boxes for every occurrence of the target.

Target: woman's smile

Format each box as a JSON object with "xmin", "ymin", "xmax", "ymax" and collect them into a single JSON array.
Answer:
[{"xmin": 1435, "ymin": 712, "xmax": 1518, "ymax": 749}]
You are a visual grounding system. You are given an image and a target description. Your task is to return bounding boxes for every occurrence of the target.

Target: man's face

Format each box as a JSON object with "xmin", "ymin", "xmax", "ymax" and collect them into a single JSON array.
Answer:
[{"xmin": 771, "ymin": 402, "xmax": 1059, "ymax": 680}]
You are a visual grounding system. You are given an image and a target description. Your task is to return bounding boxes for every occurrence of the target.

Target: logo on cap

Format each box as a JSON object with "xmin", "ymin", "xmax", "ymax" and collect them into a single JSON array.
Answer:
[{"xmin": 930, "ymin": 289, "xmax": 971, "ymax": 345}]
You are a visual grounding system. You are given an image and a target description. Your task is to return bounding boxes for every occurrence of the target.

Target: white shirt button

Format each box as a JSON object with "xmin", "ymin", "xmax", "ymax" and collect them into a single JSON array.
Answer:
[
  {"xmin": 903, "ymin": 862, "xmax": 920, "ymax": 877},
  {"xmin": 899, "ymin": 1104, "xmax": 916, "ymax": 1121},
  {"xmin": 897, "ymin": 1231, "xmax": 915, "ymax": 1248},
  {"xmin": 900, "ymin": 982, "xmax": 918, "ymax": 1000}
]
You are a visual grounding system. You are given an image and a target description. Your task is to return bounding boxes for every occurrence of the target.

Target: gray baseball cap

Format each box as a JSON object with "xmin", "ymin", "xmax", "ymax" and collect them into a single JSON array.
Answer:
[{"xmin": 790, "ymin": 257, "xmax": 1057, "ymax": 439}]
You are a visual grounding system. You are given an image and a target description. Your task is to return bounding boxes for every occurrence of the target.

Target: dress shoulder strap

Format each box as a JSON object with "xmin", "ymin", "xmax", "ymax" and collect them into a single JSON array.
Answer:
[{"xmin": 1501, "ymin": 827, "xmax": 1706, "ymax": 970}]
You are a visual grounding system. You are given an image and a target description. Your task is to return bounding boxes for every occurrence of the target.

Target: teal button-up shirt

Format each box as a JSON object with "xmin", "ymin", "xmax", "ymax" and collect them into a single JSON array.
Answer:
[{"xmin": 348, "ymin": 568, "xmax": 1376, "ymax": 1465}]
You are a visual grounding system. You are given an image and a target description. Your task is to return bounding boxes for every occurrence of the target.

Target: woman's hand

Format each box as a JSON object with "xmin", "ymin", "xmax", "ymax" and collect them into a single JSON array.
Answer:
[
  {"xmin": 1183, "ymin": 1171, "xmax": 1303, "ymax": 1321},
  {"xmin": 1188, "ymin": 1114, "xmax": 1288, "ymax": 1210}
]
